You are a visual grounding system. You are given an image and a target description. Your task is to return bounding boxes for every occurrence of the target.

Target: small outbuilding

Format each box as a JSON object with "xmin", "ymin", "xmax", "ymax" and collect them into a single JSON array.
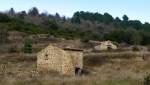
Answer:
[
  {"xmin": 94, "ymin": 40, "xmax": 117, "ymax": 51},
  {"xmin": 37, "ymin": 44, "xmax": 83, "ymax": 76}
]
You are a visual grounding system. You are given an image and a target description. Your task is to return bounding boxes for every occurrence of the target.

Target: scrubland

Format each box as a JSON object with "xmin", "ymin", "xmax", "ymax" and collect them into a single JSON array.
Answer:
[{"xmin": 0, "ymin": 51, "xmax": 149, "ymax": 85}]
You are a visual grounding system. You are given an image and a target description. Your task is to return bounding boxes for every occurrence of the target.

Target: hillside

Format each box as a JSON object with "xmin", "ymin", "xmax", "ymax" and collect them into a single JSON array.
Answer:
[
  {"xmin": 0, "ymin": 27, "xmax": 150, "ymax": 85},
  {"xmin": 0, "ymin": 7, "xmax": 150, "ymax": 45},
  {"xmin": 0, "ymin": 7, "xmax": 150, "ymax": 85}
]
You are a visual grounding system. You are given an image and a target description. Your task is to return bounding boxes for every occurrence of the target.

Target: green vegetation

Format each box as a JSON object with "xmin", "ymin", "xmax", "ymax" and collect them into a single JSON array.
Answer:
[
  {"xmin": 0, "ymin": 27, "xmax": 8, "ymax": 44},
  {"xmin": 103, "ymin": 29, "xmax": 143, "ymax": 45},
  {"xmin": 9, "ymin": 46, "xmax": 17, "ymax": 53},
  {"xmin": 0, "ymin": 7, "xmax": 150, "ymax": 45},
  {"xmin": 132, "ymin": 46, "xmax": 140, "ymax": 51},
  {"xmin": 101, "ymin": 80, "xmax": 139, "ymax": 85},
  {"xmin": 144, "ymin": 74, "xmax": 150, "ymax": 85},
  {"xmin": 23, "ymin": 39, "xmax": 33, "ymax": 53}
]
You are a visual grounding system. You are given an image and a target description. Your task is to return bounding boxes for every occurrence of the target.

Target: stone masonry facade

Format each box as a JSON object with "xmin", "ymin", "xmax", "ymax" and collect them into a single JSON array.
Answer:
[{"xmin": 37, "ymin": 44, "xmax": 83, "ymax": 76}]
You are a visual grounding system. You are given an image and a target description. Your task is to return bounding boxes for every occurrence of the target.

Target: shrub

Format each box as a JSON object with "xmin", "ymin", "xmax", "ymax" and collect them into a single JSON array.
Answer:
[
  {"xmin": 0, "ymin": 28, "xmax": 8, "ymax": 44},
  {"xmin": 144, "ymin": 73, "xmax": 150, "ymax": 85},
  {"xmin": 0, "ymin": 13, "xmax": 10, "ymax": 22},
  {"xmin": 147, "ymin": 46, "xmax": 150, "ymax": 52},
  {"xmin": 81, "ymin": 38, "xmax": 89, "ymax": 43},
  {"xmin": 23, "ymin": 39, "xmax": 33, "ymax": 53},
  {"xmin": 132, "ymin": 46, "xmax": 140, "ymax": 51},
  {"xmin": 9, "ymin": 46, "xmax": 17, "ymax": 53}
]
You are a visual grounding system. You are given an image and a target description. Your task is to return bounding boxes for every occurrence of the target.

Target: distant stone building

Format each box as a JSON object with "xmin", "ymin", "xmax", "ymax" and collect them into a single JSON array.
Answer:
[
  {"xmin": 37, "ymin": 44, "xmax": 83, "ymax": 76},
  {"xmin": 94, "ymin": 40, "xmax": 117, "ymax": 51}
]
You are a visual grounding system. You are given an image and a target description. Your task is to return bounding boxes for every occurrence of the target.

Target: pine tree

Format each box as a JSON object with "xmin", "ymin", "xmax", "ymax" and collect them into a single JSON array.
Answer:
[{"xmin": 24, "ymin": 39, "xmax": 32, "ymax": 53}]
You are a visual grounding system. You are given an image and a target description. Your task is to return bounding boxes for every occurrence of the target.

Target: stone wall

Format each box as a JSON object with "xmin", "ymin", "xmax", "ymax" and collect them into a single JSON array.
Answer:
[
  {"xmin": 94, "ymin": 41, "xmax": 117, "ymax": 51},
  {"xmin": 37, "ymin": 45, "xmax": 83, "ymax": 76},
  {"xmin": 66, "ymin": 51, "xmax": 83, "ymax": 69}
]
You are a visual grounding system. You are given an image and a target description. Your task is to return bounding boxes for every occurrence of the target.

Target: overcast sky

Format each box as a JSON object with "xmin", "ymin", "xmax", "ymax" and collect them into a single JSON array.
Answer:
[{"xmin": 0, "ymin": 0, "xmax": 149, "ymax": 23}]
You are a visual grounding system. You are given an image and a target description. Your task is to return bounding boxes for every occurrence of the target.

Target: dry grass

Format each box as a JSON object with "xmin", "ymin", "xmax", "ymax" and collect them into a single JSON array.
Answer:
[
  {"xmin": 0, "ymin": 75, "xmax": 143, "ymax": 85},
  {"xmin": 84, "ymin": 51, "xmax": 150, "ymax": 65},
  {"xmin": 1, "ymin": 31, "xmax": 148, "ymax": 84},
  {"xmin": 0, "ymin": 52, "xmax": 149, "ymax": 85}
]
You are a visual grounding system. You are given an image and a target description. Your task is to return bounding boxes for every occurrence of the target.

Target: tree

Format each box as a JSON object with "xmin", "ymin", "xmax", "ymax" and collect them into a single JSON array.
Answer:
[
  {"xmin": 20, "ymin": 11, "xmax": 27, "ymax": 16},
  {"xmin": 18, "ymin": 11, "xmax": 27, "ymax": 18},
  {"xmin": 71, "ymin": 11, "xmax": 114, "ymax": 24},
  {"xmin": 144, "ymin": 74, "xmax": 150, "ymax": 85},
  {"xmin": 114, "ymin": 17, "xmax": 121, "ymax": 26},
  {"xmin": 28, "ymin": 7, "xmax": 39, "ymax": 16},
  {"xmin": 42, "ymin": 19, "xmax": 58, "ymax": 30},
  {"xmin": 8, "ymin": 8, "xmax": 15, "ymax": 15},
  {"xmin": 140, "ymin": 31, "xmax": 150, "ymax": 45},
  {"xmin": 115, "ymin": 17, "xmax": 121, "ymax": 22},
  {"xmin": 24, "ymin": 39, "xmax": 32, "ymax": 53},
  {"xmin": 130, "ymin": 31, "xmax": 143, "ymax": 45},
  {"xmin": 103, "ymin": 13, "xmax": 114, "ymax": 24},
  {"xmin": 128, "ymin": 20, "xmax": 142, "ymax": 30},
  {"xmin": 40, "ymin": 11, "xmax": 48, "ymax": 17},
  {"xmin": 0, "ymin": 27, "xmax": 8, "ymax": 44},
  {"xmin": 103, "ymin": 29, "xmax": 135, "ymax": 44},
  {"xmin": 55, "ymin": 13, "xmax": 61, "ymax": 20},
  {"xmin": 143, "ymin": 22, "xmax": 150, "ymax": 31},
  {"xmin": 62, "ymin": 16, "xmax": 66, "ymax": 22},
  {"xmin": 0, "ymin": 13, "xmax": 10, "ymax": 22},
  {"xmin": 71, "ymin": 11, "xmax": 81, "ymax": 23},
  {"xmin": 103, "ymin": 29, "xmax": 126, "ymax": 43},
  {"xmin": 120, "ymin": 15, "xmax": 129, "ymax": 28},
  {"xmin": 122, "ymin": 15, "xmax": 129, "ymax": 21}
]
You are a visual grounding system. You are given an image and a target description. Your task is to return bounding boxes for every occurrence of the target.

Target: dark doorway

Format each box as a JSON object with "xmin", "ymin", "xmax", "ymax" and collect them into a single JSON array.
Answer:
[
  {"xmin": 107, "ymin": 45, "xmax": 112, "ymax": 50},
  {"xmin": 75, "ymin": 67, "xmax": 82, "ymax": 75}
]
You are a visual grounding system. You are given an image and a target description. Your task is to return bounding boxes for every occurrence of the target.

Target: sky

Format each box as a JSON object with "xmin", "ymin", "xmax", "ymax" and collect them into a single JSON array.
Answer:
[{"xmin": 0, "ymin": 0, "xmax": 150, "ymax": 23}]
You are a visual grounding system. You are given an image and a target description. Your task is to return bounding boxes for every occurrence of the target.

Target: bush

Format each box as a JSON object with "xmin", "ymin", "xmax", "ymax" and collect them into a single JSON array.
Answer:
[
  {"xmin": 23, "ymin": 39, "xmax": 33, "ymax": 53},
  {"xmin": 132, "ymin": 46, "xmax": 140, "ymax": 51},
  {"xmin": 0, "ymin": 28, "xmax": 8, "ymax": 44},
  {"xmin": 147, "ymin": 46, "xmax": 150, "ymax": 52},
  {"xmin": 9, "ymin": 46, "xmax": 17, "ymax": 53},
  {"xmin": 0, "ymin": 13, "xmax": 10, "ymax": 22},
  {"xmin": 144, "ymin": 74, "xmax": 150, "ymax": 85},
  {"xmin": 81, "ymin": 38, "xmax": 89, "ymax": 43}
]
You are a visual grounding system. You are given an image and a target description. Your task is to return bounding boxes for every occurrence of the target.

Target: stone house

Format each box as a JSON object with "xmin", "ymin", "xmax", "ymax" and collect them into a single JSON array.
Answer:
[
  {"xmin": 37, "ymin": 44, "xmax": 83, "ymax": 76},
  {"xmin": 94, "ymin": 40, "xmax": 117, "ymax": 51}
]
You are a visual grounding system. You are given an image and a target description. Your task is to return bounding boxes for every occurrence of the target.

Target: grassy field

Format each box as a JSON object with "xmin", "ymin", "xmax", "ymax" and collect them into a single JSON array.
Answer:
[{"xmin": 0, "ymin": 52, "xmax": 149, "ymax": 85}]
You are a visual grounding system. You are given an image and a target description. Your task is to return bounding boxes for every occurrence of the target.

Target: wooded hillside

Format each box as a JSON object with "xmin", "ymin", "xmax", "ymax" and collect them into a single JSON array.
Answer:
[{"xmin": 0, "ymin": 7, "xmax": 150, "ymax": 45}]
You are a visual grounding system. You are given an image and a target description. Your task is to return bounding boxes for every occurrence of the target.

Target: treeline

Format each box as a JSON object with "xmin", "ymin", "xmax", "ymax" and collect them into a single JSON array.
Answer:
[
  {"xmin": 103, "ymin": 29, "xmax": 150, "ymax": 45},
  {"xmin": 71, "ymin": 11, "xmax": 114, "ymax": 24},
  {"xmin": 71, "ymin": 11, "xmax": 150, "ymax": 45},
  {"xmin": 0, "ymin": 7, "xmax": 150, "ymax": 45},
  {"xmin": 0, "ymin": 7, "xmax": 100, "ymax": 40},
  {"xmin": 72, "ymin": 11, "xmax": 150, "ymax": 31}
]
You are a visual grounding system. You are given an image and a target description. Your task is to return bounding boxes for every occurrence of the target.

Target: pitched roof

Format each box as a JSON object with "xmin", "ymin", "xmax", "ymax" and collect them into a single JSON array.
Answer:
[{"xmin": 63, "ymin": 48, "xmax": 83, "ymax": 51}]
